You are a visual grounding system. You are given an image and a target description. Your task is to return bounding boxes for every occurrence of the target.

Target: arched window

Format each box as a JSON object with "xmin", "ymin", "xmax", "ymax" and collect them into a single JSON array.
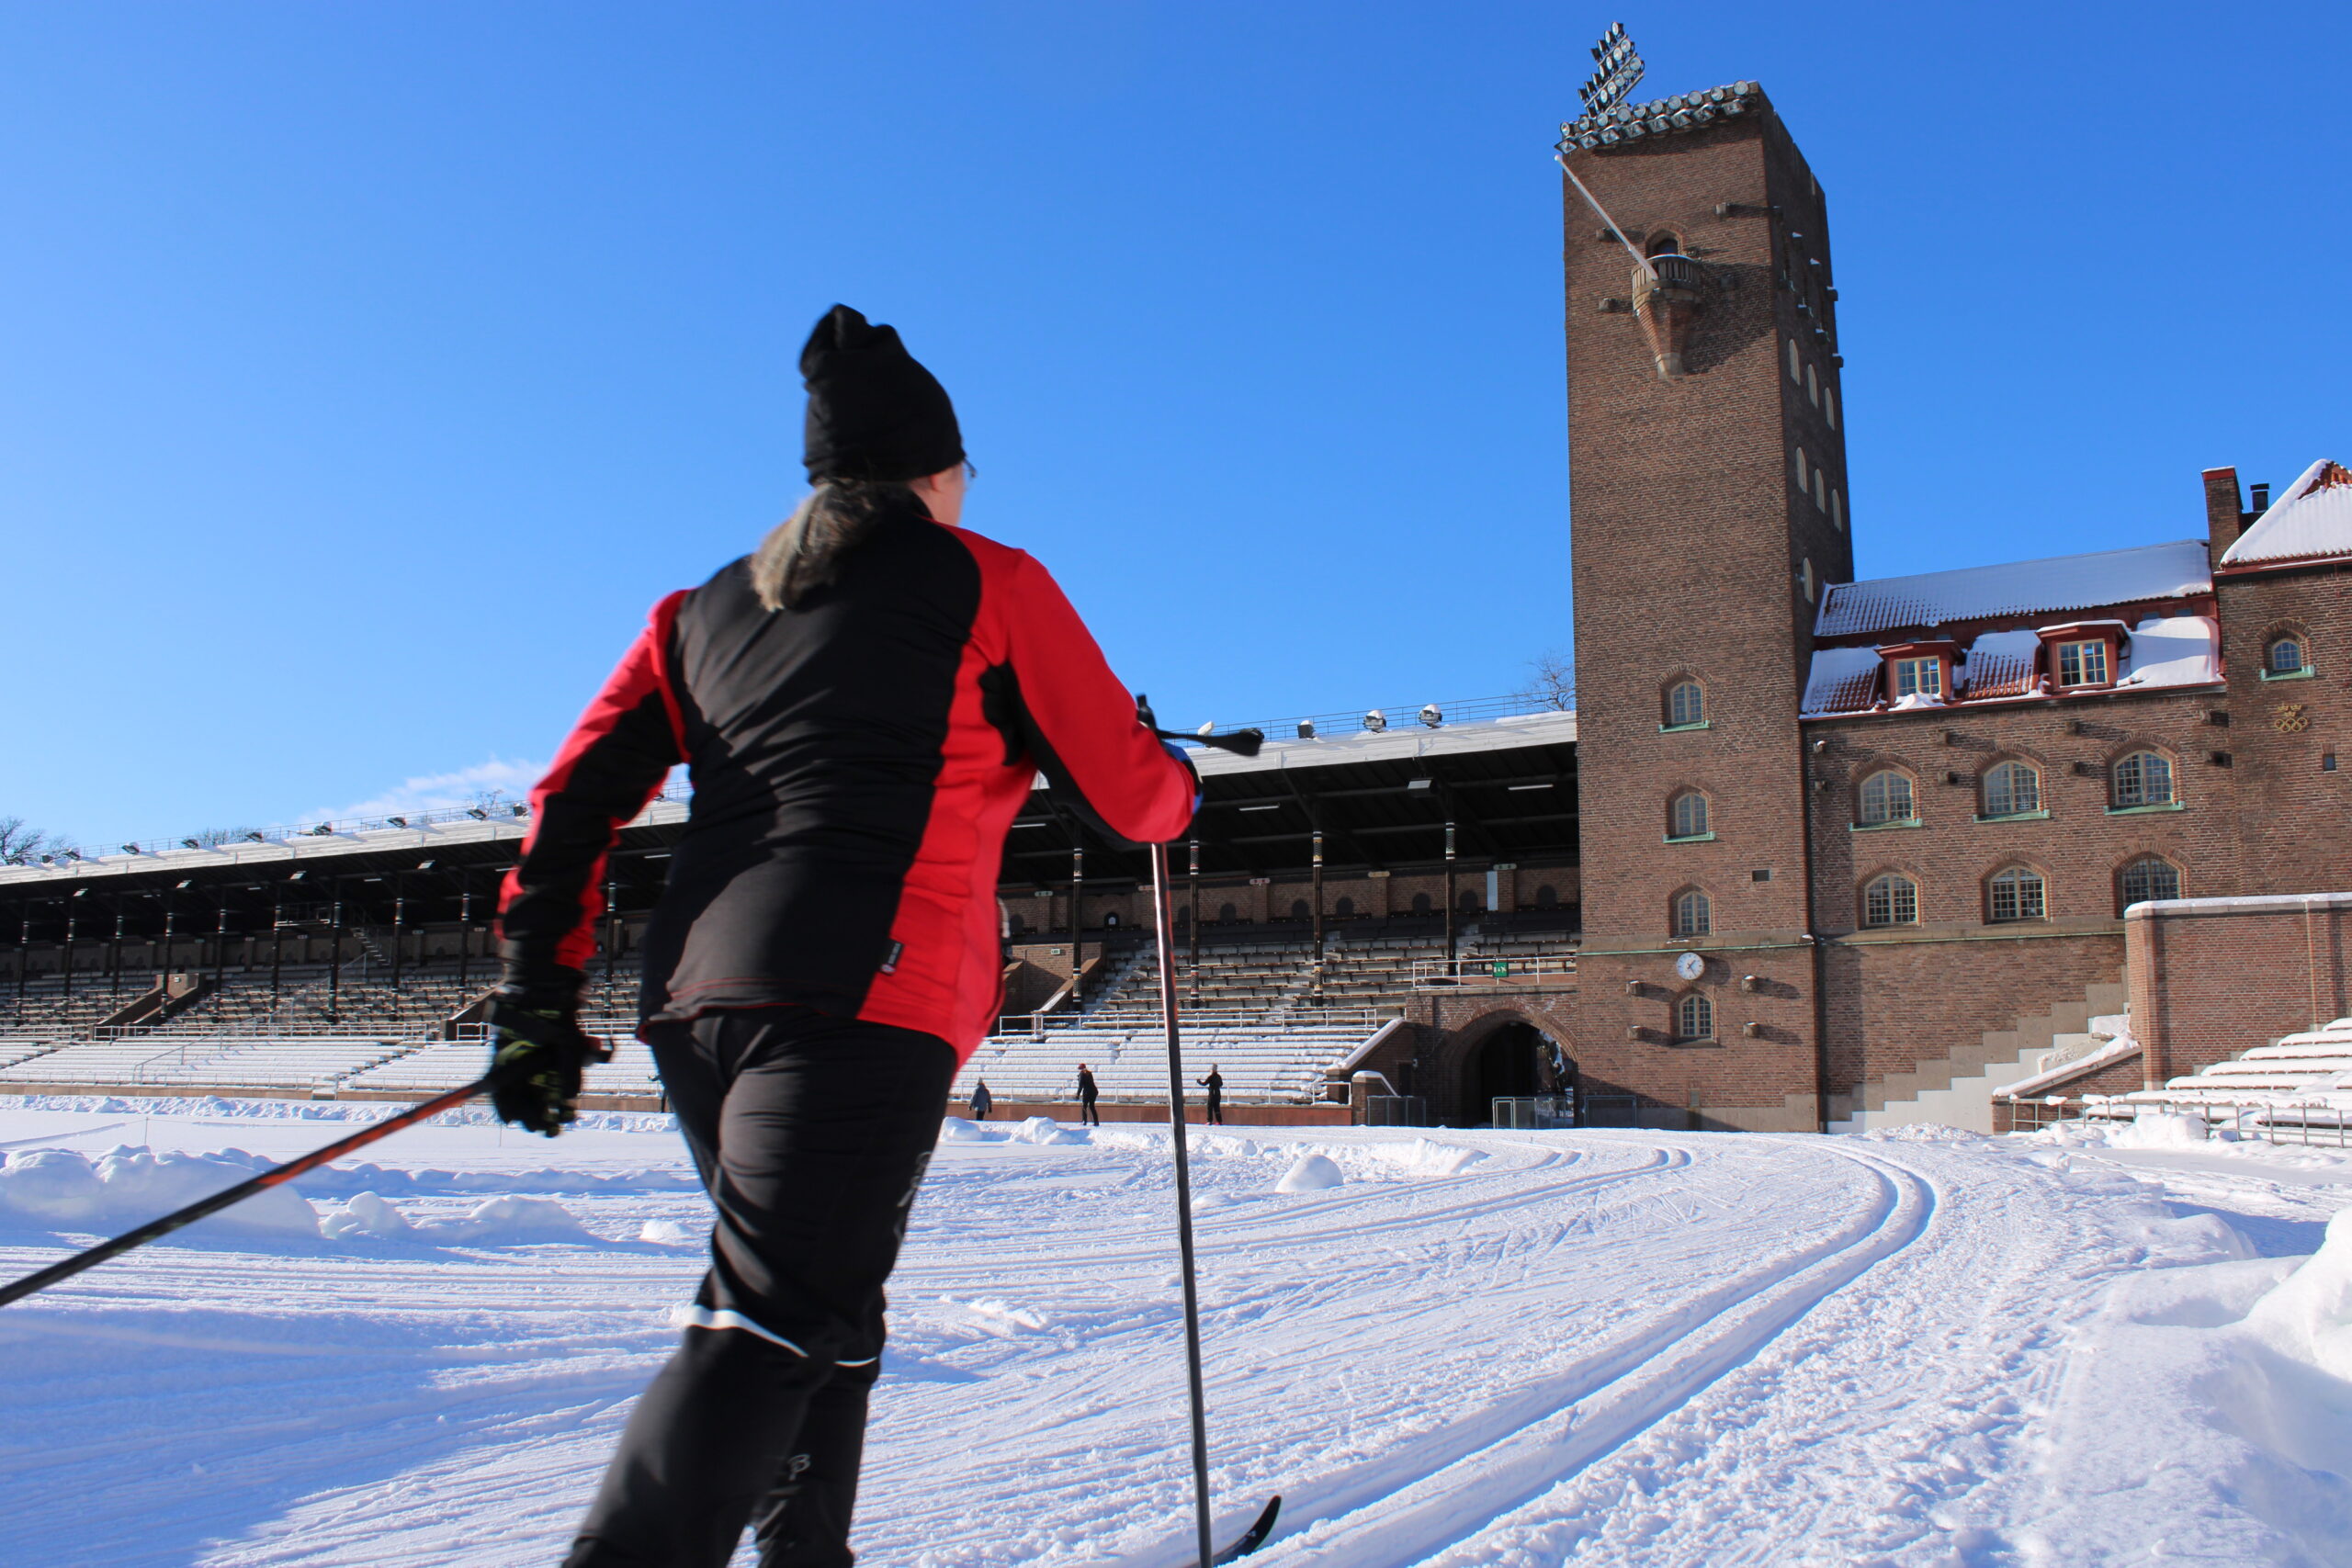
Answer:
[
  {"xmin": 2120, "ymin": 856, "xmax": 2182, "ymax": 909},
  {"xmin": 1862, "ymin": 873, "xmax": 1918, "ymax": 928},
  {"xmin": 1665, "ymin": 680, "xmax": 1705, "ymax": 727},
  {"xmin": 1982, "ymin": 761, "xmax": 2041, "ymax": 818},
  {"xmin": 1174, "ymin": 906, "xmax": 1189, "ymax": 926},
  {"xmin": 1008, "ymin": 912, "xmax": 1028, "ymax": 936},
  {"xmin": 1987, "ymin": 865, "xmax": 2047, "ymax": 923},
  {"xmin": 1668, "ymin": 791, "xmax": 1711, "ymax": 839},
  {"xmin": 1288, "ymin": 900, "xmax": 1309, "ymax": 920},
  {"xmin": 1104, "ymin": 910, "xmax": 1121, "ymax": 928},
  {"xmin": 2267, "ymin": 635, "xmax": 2307, "ymax": 674},
  {"xmin": 1676, "ymin": 992, "xmax": 1713, "ymax": 1041},
  {"xmin": 1672, "ymin": 889, "xmax": 1712, "ymax": 937},
  {"xmin": 1459, "ymin": 889, "xmax": 1483, "ymax": 912},
  {"xmin": 1333, "ymin": 896, "xmax": 1355, "ymax": 918},
  {"xmin": 1217, "ymin": 902, "xmax": 1238, "ymax": 923},
  {"xmin": 2111, "ymin": 750, "xmax": 2175, "ymax": 808},
  {"xmin": 1534, "ymin": 884, "xmax": 1559, "ymax": 909},
  {"xmin": 1858, "ymin": 770, "xmax": 1915, "ymax": 826},
  {"xmin": 1410, "ymin": 892, "xmax": 1432, "ymax": 915},
  {"xmin": 1646, "ymin": 231, "xmax": 1682, "ymax": 258}
]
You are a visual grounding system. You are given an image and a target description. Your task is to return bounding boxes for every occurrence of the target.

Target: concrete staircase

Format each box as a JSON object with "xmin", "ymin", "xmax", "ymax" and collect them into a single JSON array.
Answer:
[{"xmin": 1829, "ymin": 979, "xmax": 2128, "ymax": 1134}]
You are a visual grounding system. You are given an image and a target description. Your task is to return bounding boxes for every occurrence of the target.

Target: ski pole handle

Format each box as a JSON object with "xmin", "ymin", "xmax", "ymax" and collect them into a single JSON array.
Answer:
[{"xmin": 0, "ymin": 1075, "xmax": 495, "ymax": 1309}]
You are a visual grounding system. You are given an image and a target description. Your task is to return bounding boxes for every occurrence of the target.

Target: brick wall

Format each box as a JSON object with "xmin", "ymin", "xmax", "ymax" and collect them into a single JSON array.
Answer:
[
  {"xmin": 1564, "ymin": 96, "xmax": 1844, "ymax": 1126},
  {"xmin": 2127, "ymin": 891, "xmax": 2352, "ymax": 1087}
]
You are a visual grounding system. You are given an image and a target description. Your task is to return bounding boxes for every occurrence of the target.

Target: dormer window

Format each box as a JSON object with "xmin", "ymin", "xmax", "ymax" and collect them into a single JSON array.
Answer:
[
  {"xmin": 1894, "ymin": 658, "xmax": 1937, "ymax": 697},
  {"xmin": 2053, "ymin": 638, "xmax": 2109, "ymax": 687},
  {"xmin": 2036, "ymin": 624, "xmax": 2123, "ymax": 692}
]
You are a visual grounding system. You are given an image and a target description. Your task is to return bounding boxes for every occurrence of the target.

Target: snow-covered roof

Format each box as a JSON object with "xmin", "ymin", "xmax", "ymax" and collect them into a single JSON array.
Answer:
[
  {"xmin": 1190, "ymin": 709, "xmax": 1577, "ymax": 777},
  {"xmin": 2220, "ymin": 458, "xmax": 2352, "ymax": 569},
  {"xmin": 1801, "ymin": 615, "xmax": 2221, "ymax": 718},
  {"xmin": 1815, "ymin": 541, "xmax": 2213, "ymax": 638}
]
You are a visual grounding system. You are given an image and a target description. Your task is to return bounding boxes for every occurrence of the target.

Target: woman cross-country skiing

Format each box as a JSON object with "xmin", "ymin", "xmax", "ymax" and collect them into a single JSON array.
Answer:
[{"xmin": 484, "ymin": 305, "xmax": 1196, "ymax": 1567}]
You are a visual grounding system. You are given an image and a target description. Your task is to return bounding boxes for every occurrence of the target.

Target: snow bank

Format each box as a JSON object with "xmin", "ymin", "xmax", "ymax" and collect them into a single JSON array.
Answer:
[
  {"xmin": 1, "ymin": 1094, "xmax": 676, "ymax": 1133},
  {"xmin": 639, "ymin": 1218, "xmax": 696, "ymax": 1246},
  {"xmin": 936, "ymin": 1116, "xmax": 990, "ymax": 1144},
  {"xmin": 2110, "ymin": 1111, "xmax": 2211, "ymax": 1147},
  {"xmin": 2245, "ymin": 1208, "xmax": 2352, "ymax": 1381},
  {"xmin": 1275, "ymin": 1154, "xmax": 1344, "ymax": 1193},
  {"xmin": 0, "ymin": 1145, "xmax": 316, "ymax": 1235},
  {"xmin": 1010, "ymin": 1116, "xmax": 1088, "ymax": 1146},
  {"xmin": 319, "ymin": 1190, "xmax": 413, "ymax": 1240}
]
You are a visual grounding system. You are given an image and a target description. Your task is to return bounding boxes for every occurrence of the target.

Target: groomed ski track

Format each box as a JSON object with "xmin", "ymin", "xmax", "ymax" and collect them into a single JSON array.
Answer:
[{"xmin": 0, "ymin": 1108, "xmax": 2322, "ymax": 1564}]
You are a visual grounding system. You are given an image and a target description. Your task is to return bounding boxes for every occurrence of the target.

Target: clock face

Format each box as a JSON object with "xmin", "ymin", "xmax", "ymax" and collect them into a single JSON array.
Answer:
[{"xmin": 1675, "ymin": 951, "xmax": 1705, "ymax": 981}]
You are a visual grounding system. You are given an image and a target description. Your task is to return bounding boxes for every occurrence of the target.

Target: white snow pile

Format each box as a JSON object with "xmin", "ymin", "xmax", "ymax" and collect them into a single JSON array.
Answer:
[
  {"xmin": 1275, "ymin": 1153, "xmax": 1344, "ymax": 1192},
  {"xmin": 1011, "ymin": 1116, "xmax": 1089, "ymax": 1147},
  {"xmin": 639, "ymin": 1218, "xmax": 697, "ymax": 1246},
  {"xmin": 316, "ymin": 1191, "xmax": 589, "ymax": 1245},
  {"xmin": 2037, "ymin": 1208, "xmax": 2352, "ymax": 1558},
  {"xmin": 0, "ymin": 1146, "xmax": 316, "ymax": 1235}
]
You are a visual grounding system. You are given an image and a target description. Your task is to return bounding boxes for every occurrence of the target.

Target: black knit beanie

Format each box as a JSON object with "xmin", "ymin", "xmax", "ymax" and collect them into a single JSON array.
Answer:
[{"xmin": 800, "ymin": 305, "xmax": 965, "ymax": 483}]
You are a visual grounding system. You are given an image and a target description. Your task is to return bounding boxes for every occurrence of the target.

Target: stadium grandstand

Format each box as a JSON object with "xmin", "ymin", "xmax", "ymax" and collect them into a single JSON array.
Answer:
[{"xmin": 0, "ymin": 695, "xmax": 1578, "ymax": 1123}]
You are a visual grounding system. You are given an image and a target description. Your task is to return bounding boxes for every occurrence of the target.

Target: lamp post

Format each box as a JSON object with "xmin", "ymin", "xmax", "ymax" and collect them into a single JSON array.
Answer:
[
  {"xmin": 108, "ymin": 900, "xmax": 126, "ymax": 999},
  {"xmin": 456, "ymin": 866, "xmax": 474, "ymax": 997},
  {"xmin": 1443, "ymin": 820, "xmax": 1458, "ymax": 970},
  {"xmin": 211, "ymin": 887, "xmax": 230, "ymax": 996},
  {"xmin": 1069, "ymin": 846, "xmax": 1085, "ymax": 1010},
  {"xmin": 59, "ymin": 898, "xmax": 77, "ymax": 1002},
  {"xmin": 603, "ymin": 875, "xmax": 620, "ymax": 1015},
  {"xmin": 1186, "ymin": 838, "xmax": 1201, "ymax": 1006},
  {"xmin": 327, "ymin": 878, "xmax": 345, "ymax": 1024},
  {"xmin": 389, "ymin": 870, "xmax": 407, "ymax": 998},
  {"xmin": 1310, "ymin": 829, "xmax": 1326, "ymax": 1008}
]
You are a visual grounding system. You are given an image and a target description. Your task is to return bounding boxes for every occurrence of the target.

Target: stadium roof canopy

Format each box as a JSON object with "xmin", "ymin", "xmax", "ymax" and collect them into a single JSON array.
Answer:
[{"xmin": 0, "ymin": 711, "xmax": 1577, "ymax": 941}]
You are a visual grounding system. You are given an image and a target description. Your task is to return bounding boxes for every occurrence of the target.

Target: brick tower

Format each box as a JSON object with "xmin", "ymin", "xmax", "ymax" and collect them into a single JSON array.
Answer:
[{"xmin": 1560, "ymin": 82, "xmax": 1851, "ymax": 1131}]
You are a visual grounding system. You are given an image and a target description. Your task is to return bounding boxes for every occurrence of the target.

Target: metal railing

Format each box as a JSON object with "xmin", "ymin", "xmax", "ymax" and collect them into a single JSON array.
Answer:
[
  {"xmin": 989, "ymin": 1008, "xmax": 1386, "ymax": 1040},
  {"xmin": 1411, "ymin": 953, "xmax": 1577, "ymax": 987},
  {"xmin": 2001, "ymin": 1094, "xmax": 2351, "ymax": 1147}
]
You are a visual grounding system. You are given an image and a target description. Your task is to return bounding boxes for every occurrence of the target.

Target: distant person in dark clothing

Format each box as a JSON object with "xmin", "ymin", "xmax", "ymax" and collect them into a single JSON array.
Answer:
[
  {"xmin": 1197, "ymin": 1066, "xmax": 1225, "ymax": 1125},
  {"xmin": 1075, "ymin": 1063, "xmax": 1100, "ymax": 1126},
  {"xmin": 971, "ymin": 1079, "xmax": 993, "ymax": 1122}
]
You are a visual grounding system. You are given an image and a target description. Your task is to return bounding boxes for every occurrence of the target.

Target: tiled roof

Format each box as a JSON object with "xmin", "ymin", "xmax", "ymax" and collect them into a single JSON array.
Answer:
[
  {"xmin": 2221, "ymin": 458, "xmax": 2352, "ymax": 568},
  {"xmin": 1814, "ymin": 541, "xmax": 2212, "ymax": 638}
]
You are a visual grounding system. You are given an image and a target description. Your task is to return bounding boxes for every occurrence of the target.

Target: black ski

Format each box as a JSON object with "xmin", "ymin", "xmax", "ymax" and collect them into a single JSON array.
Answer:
[{"xmin": 1212, "ymin": 1495, "xmax": 1282, "ymax": 1564}]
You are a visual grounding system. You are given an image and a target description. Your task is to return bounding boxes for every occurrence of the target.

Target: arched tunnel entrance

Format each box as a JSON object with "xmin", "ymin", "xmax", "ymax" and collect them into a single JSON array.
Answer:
[{"xmin": 1466, "ymin": 1020, "xmax": 1576, "ymax": 1126}]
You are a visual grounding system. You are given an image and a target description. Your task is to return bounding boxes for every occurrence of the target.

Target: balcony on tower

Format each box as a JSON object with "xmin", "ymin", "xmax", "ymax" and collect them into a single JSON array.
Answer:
[{"xmin": 1633, "ymin": 247, "xmax": 1703, "ymax": 379}]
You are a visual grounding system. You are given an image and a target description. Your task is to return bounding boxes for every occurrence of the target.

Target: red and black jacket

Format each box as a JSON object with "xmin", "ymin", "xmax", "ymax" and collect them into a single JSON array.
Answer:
[{"xmin": 496, "ymin": 502, "xmax": 1195, "ymax": 1061}]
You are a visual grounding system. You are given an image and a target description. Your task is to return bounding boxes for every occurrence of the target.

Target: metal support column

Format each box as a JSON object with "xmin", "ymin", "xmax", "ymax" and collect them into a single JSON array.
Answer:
[{"xmin": 1443, "ymin": 820, "xmax": 1458, "ymax": 968}]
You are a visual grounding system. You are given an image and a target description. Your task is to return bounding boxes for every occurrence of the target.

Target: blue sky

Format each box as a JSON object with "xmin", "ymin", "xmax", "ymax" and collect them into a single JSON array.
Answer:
[{"xmin": 5, "ymin": 1, "xmax": 2346, "ymax": 847}]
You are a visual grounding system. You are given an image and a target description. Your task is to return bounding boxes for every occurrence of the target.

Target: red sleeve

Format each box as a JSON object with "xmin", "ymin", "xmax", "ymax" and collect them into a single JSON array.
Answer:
[
  {"xmin": 1002, "ymin": 553, "xmax": 1196, "ymax": 845},
  {"xmin": 497, "ymin": 592, "xmax": 689, "ymax": 983}
]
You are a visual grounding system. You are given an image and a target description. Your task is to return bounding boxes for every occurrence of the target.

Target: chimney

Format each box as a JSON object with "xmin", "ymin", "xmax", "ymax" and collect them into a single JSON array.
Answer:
[{"xmin": 2200, "ymin": 467, "xmax": 2243, "ymax": 575}]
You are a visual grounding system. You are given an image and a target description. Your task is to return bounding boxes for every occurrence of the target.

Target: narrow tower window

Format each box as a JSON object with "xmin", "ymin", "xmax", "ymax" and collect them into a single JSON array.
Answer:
[
  {"xmin": 1787, "ymin": 338, "xmax": 1802, "ymax": 381},
  {"xmin": 1668, "ymin": 791, "xmax": 1711, "ymax": 839},
  {"xmin": 1676, "ymin": 991, "xmax": 1714, "ymax": 1042},
  {"xmin": 2267, "ymin": 636, "xmax": 2307, "ymax": 674},
  {"xmin": 1673, "ymin": 889, "xmax": 1712, "ymax": 937},
  {"xmin": 1665, "ymin": 680, "xmax": 1706, "ymax": 727}
]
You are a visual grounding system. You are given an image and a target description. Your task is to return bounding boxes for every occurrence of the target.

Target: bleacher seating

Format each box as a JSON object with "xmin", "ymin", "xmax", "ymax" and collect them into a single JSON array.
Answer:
[
  {"xmin": 953, "ymin": 1018, "xmax": 1377, "ymax": 1108},
  {"xmin": 2102, "ymin": 1018, "xmax": 2352, "ymax": 1117}
]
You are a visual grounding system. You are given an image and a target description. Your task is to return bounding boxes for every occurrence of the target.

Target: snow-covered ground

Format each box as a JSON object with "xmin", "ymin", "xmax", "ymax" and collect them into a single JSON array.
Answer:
[{"xmin": 3, "ymin": 1098, "xmax": 2349, "ymax": 1566}]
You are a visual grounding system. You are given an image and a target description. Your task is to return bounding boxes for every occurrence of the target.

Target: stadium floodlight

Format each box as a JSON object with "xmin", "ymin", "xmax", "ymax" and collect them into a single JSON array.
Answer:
[
  {"xmin": 510, "ymin": 803, "xmax": 529, "ymax": 818},
  {"xmin": 121, "ymin": 843, "xmax": 140, "ymax": 855},
  {"xmin": 64, "ymin": 850, "xmax": 83, "ymax": 862},
  {"xmin": 181, "ymin": 839, "xmax": 200, "ymax": 850},
  {"xmin": 308, "ymin": 822, "xmax": 334, "ymax": 836},
  {"xmin": 1406, "ymin": 778, "xmax": 1433, "ymax": 791},
  {"xmin": 466, "ymin": 807, "xmax": 490, "ymax": 820},
  {"xmin": 1577, "ymin": 22, "xmax": 1645, "ymax": 118},
  {"xmin": 1296, "ymin": 720, "xmax": 1316, "ymax": 739},
  {"xmin": 243, "ymin": 832, "xmax": 265, "ymax": 842},
  {"xmin": 1363, "ymin": 708, "xmax": 1387, "ymax": 733},
  {"xmin": 1195, "ymin": 722, "xmax": 1215, "ymax": 737},
  {"xmin": 388, "ymin": 816, "xmax": 407, "ymax": 828},
  {"xmin": 38, "ymin": 854, "xmax": 52, "ymax": 864},
  {"xmin": 1419, "ymin": 705, "xmax": 1443, "ymax": 728}
]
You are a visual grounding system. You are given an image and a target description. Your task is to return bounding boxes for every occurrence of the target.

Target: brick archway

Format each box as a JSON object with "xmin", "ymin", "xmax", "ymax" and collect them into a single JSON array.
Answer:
[{"xmin": 1429, "ymin": 1007, "xmax": 1577, "ymax": 1126}]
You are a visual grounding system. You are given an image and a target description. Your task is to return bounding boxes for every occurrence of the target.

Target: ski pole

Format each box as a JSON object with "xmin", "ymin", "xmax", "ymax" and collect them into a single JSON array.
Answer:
[
  {"xmin": 1149, "ymin": 838, "xmax": 1217, "ymax": 1568},
  {"xmin": 0, "ymin": 1075, "xmax": 494, "ymax": 1309},
  {"xmin": 1152, "ymin": 727, "xmax": 1265, "ymax": 757}
]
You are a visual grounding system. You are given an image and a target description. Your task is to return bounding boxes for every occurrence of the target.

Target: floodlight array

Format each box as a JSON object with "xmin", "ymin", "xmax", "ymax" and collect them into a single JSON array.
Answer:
[{"xmin": 1557, "ymin": 82, "xmax": 1760, "ymax": 154}]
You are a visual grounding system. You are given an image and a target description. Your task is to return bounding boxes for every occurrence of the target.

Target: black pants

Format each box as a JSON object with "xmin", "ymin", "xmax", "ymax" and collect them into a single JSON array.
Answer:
[
  {"xmin": 564, "ymin": 1009, "xmax": 956, "ymax": 1568},
  {"xmin": 1204, "ymin": 1093, "xmax": 1223, "ymax": 1125},
  {"xmin": 1079, "ymin": 1095, "xmax": 1100, "ymax": 1126}
]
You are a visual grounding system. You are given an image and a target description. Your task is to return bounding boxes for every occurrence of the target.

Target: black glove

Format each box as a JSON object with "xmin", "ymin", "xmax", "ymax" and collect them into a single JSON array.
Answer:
[
  {"xmin": 483, "ymin": 970, "xmax": 609, "ymax": 1137},
  {"xmin": 1136, "ymin": 692, "xmax": 1163, "ymax": 738}
]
